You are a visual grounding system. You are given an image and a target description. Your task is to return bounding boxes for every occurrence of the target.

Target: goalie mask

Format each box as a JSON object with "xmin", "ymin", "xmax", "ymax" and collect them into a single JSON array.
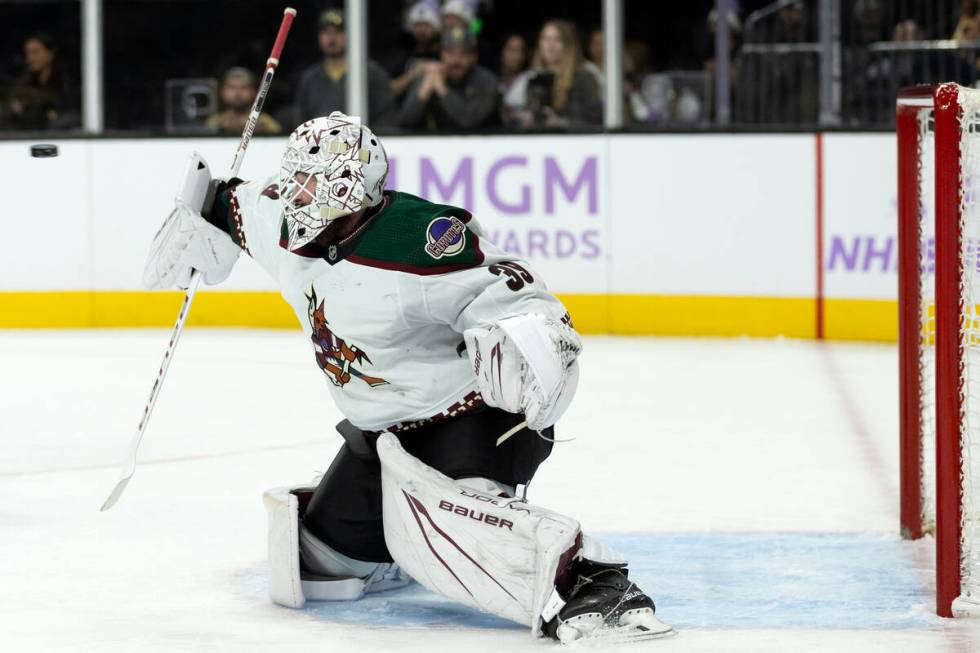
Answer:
[{"xmin": 280, "ymin": 111, "xmax": 388, "ymax": 251}]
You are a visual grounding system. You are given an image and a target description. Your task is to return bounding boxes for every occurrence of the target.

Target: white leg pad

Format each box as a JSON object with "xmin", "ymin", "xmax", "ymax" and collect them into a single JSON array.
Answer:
[
  {"xmin": 377, "ymin": 433, "xmax": 581, "ymax": 635},
  {"xmin": 263, "ymin": 485, "xmax": 307, "ymax": 608},
  {"xmin": 263, "ymin": 484, "xmax": 411, "ymax": 608}
]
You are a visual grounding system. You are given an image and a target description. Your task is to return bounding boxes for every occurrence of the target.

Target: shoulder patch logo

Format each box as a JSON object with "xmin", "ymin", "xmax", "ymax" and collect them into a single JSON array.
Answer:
[{"xmin": 425, "ymin": 216, "xmax": 467, "ymax": 259}]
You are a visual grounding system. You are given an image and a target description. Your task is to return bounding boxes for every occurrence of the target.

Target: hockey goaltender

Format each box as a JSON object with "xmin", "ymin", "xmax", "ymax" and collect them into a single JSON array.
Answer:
[{"xmin": 143, "ymin": 111, "xmax": 673, "ymax": 643}]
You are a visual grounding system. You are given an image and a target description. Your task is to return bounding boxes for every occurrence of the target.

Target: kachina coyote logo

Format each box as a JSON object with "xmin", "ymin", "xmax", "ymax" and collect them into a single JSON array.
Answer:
[{"xmin": 306, "ymin": 287, "xmax": 387, "ymax": 388}]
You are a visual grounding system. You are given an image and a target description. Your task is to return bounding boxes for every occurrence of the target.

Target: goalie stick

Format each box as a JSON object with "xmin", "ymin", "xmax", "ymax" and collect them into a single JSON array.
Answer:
[{"xmin": 100, "ymin": 7, "xmax": 297, "ymax": 512}]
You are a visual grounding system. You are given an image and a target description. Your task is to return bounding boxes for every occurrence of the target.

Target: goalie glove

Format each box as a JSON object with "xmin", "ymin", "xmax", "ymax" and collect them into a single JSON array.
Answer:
[
  {"xmin": 464, "ymin": 314, "xmax": 582, "ymax": 431},
  {"xmin": 142, "ymin": 199, "xmax": 240, "ymax": 290},
  {"xmin": 142, "ymin": 152, "xmax": 241, "ymax": 290}
]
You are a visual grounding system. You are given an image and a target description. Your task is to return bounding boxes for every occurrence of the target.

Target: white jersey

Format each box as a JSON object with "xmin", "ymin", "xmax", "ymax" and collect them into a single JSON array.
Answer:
[{"xmin": 224, "ymin": 178, "xmax": 572, "ymax": 432}]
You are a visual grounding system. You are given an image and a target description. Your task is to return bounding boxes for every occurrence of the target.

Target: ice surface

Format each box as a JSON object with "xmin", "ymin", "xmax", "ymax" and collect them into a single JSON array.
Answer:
[{"xmin": 1, "ymin": 330, "xmax": 979, "ymax": 652}]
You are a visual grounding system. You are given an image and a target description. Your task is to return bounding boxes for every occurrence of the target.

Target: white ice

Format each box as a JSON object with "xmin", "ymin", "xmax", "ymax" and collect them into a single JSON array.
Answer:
[{"xmin": 1, "ymin": 330, "xmax": 979, "ymax": 652}]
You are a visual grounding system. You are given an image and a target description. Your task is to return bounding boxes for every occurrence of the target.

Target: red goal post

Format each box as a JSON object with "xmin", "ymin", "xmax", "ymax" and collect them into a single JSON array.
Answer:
[{"xmin": 898, "ymin": 83, "xmax": 980, "ymax": 618}]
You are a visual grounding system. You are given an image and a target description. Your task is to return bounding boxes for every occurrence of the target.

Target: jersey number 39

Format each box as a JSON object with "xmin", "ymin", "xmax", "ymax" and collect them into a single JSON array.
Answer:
[{"xmin": 489, "ymin": 262, "xmax": 534, "ymax": 292}]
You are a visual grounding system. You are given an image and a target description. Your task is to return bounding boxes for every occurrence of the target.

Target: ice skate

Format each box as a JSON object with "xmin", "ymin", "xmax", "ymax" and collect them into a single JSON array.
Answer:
[{"xmin": 543, "ymin": 561, "xmax": 674, "ymax": 644}]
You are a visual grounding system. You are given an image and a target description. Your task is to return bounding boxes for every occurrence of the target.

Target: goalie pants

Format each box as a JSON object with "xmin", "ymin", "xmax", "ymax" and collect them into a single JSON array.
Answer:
[{"xmin": 302, "ymin": 407, "xmax": 554, "ymax": 563}]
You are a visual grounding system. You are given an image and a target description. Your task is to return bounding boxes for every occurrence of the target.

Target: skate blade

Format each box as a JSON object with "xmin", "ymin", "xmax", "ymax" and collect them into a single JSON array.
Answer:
[{"xmin": 557, "ymin": 609, "xmax": 675, "ymax": 645}]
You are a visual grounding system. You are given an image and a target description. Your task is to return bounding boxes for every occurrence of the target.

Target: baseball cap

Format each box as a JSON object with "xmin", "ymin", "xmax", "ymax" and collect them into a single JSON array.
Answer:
[
  {"xmin": 407, "ymin": 2, "xmax": 440, "ymax": 30},
  {"xmin": 319, "ymin": 8, "xmax": 345, "ymax": 30},
  {"xmin": 442, "ymin": 24, "xmax": 476, "ymax": 50},
  {"xmin": 443, "ymin": 0, "xmax": 474, "ymax": 24}
]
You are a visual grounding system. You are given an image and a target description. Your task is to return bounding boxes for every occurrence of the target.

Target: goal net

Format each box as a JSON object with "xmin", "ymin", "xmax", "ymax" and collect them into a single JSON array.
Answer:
[{"xmin": 898, "ymin": 82, "xmax": 980, "ymax": 618}]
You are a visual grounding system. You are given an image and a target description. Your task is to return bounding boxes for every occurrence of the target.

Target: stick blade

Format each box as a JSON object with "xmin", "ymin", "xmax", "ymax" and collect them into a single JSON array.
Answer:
[{"xmin": 100, "ymin": 475, "xmax": 132, "ymax": 512}]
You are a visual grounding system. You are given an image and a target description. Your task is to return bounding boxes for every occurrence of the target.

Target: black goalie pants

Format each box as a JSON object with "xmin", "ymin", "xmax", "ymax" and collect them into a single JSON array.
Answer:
[{"xmin": 302, "ymin": 407, "xmax": 554, "ymax": 563}]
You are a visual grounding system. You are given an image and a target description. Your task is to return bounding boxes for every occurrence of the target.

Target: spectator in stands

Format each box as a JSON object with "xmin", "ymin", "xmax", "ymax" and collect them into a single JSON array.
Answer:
[
  {"xmin": 622, "ymin": 39, "xmax": 656, "ymax": 123},
  {"xmin": 578, "ymin": 32, "xmax": 653, "ymax": 124},
  {"xmin": 583, "ymin": 28, "xmax": 605, "ymax": 93},
  {"xmin": 390, "ymin": 1, "xmax": 442, "ymax": 100},
  {"xmin": 893, "ymin": 19, "xmax": 923, "ymax": 43},
  {"xmin": 587, "ymin": 28, "xmax": 603, "ymax": 71},
  {"xmin": 502, "ymin": 19, "xmax": 602, "ymax": 130},
  {"xmin": 952, "ymin": 0, "xmax": 980, "ymax": 83},
  {"xmin": 950, "ymin": 1, "xmax": 980, "ymax": 82},
  {"xmin": 752, "ymin": 0, "xmax": 816, "ymax": 123},
  {"xmin": 2, "ymin": 33, "xmax": 78, "ymax": 130},
  {"xmin": 398, "ymin": 25, "xmax": 498, "ymax": 131},
  {"xmin": 294, "ymin": 8, "xmax": 396, "ymax": 128},
  {"xmin": 442, "ymin": 0, "xmax": 475, "ymax": 33},
  {"xmin": 851, "ymin": 0, "xmax": 886, "ymax": 44},
  {"xmin": 843, "ymin": 1, "xmax": 940, "ymax": 124},
  {"xmin": 770, "ymin": 0, "xmax": 806, "ymax": 43},
  {"xmin": 953, "ymin": 0, "xmax": 980, "ymax": 42},
  {"xmin": 498, "ymin": 34, "xmax": 528, "ymax": 103},
  {"xmin": 942, "ymin": 1, "xmax": 979, "ymax": 85},
  {"xmin": 783, "ymin": 0, "xmax": 807, "ymax": 40},
  {"xmin": 206, "ymin": 67, "xmax": 282, "ymax": 135},
  {"xmin": 890, "ymin": 20, "xmax": 928, "ymax": 93}
]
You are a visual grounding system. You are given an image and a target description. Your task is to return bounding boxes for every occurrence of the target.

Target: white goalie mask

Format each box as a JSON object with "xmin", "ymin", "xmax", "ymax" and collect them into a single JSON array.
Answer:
[{"xmin": 279, "ymin": 111, "xmax": 388, "ymax": 251}]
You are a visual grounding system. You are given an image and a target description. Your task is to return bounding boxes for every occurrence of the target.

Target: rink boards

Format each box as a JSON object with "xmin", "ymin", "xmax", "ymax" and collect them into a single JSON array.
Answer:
[{"xmin": 0, "ymin": 133, "xmax": 897, "ymax": 340}]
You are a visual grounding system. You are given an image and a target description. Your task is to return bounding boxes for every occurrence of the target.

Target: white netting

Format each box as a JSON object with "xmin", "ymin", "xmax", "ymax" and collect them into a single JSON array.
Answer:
[
  {"xmin": 958, "ymin": 88, "xmax": 980, "ymax": 606},
  {"xmin": 918, "ymin": 106, "xmax": 937, "ymax": 536}
]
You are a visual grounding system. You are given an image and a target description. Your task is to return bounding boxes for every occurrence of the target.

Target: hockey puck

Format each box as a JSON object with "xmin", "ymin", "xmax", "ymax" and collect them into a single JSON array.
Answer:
[{"xmin": 30, "ymin": 144, "xmax": 59, "ymax": 158}]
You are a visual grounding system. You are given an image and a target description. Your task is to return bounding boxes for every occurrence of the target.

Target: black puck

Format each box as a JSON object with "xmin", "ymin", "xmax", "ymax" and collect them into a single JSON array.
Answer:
[{"xmin": 30, "ymin": 144, "xmax": 59, "ymax": 158}]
